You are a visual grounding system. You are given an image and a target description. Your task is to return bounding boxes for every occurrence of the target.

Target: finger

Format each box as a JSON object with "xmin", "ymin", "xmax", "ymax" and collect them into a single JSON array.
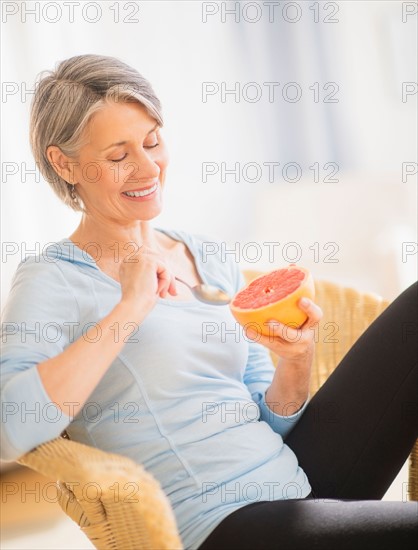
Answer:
[
  {"xmin": 168, "ymin": 274, "xmax": 178, "ymax": 295},
  {"xmin": 156, "ymin": 262, "xmax": 171, "ymax": 297},
  {"xmin": 244, "ymin": 326, "xmax": 268, "ymax": 343},
  {"xmin": 298, "ymin": 298, "xmax": 323, "ymax": 328},
  {"xmin": 264, "ymin": 320, "xmax": 303, "ymax": 342},
  {"xmin": 244, "ymin": 326, "xmax": 288, "ymax": 353},
  {"xmin": 243, "ymin": 322, "xmax": 294, "ymax": 342}
]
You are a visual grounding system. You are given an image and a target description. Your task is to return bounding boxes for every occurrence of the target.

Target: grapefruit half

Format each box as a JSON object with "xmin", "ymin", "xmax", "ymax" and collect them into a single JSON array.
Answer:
[{"xmin": 230, "ymin": 265, "xmax": 315, "ymax": 336}]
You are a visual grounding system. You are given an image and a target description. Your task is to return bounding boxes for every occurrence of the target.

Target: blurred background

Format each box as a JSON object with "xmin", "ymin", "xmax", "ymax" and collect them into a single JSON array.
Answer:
[{"xmin": 1, "ymin": 1, "xmax": 417, "ymax": 548}]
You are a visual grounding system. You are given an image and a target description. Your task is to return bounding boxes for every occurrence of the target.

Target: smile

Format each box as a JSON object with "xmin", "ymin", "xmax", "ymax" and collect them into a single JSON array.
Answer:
[{"xmin": 121, "ymin": 182, "xmax": 158, "ymax": 199}]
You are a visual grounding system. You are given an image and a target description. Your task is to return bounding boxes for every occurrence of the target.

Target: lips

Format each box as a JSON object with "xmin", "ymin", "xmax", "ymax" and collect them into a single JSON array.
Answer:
[{"xmin": 122, "ymin": 183, "xmax": 157, "ymax": 193}]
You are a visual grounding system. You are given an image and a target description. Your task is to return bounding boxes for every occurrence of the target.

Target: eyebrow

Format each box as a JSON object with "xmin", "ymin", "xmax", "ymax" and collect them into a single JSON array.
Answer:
[{"xmin": 100, "ymin": 123, "xmax": 159, "ymax": 152}]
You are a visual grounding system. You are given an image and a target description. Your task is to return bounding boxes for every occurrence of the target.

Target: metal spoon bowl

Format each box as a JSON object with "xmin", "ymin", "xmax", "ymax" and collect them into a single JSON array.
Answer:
[{"xmin": 175, "ymin": 276, "xmax": 231, "ymax": 305}]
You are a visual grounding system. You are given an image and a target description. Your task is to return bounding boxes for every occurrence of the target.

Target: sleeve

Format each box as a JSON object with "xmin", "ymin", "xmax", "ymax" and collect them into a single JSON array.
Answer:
[
  {"xmin": 0, "ymin": 258, "xmax": 78, "ymax": 461},
  {"xmin": 232, "ymin": 262, "xmax": 309, "ymax": 439}
]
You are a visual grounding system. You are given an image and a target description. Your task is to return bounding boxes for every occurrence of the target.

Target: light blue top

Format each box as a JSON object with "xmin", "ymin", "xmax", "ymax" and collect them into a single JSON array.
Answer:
[{"xmin": 0, "ymin": 227, "xmax": 310, "ymax": 549}]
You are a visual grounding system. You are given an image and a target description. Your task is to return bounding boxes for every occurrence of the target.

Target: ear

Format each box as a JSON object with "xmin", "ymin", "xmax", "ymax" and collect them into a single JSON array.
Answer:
[{"xmin": 46, "ymin": 146, "xmax": 78, "ymax": 184}]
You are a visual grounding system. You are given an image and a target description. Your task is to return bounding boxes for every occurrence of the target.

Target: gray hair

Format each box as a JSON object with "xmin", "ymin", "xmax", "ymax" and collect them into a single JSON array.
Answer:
[{"xmin": 30, "ymin": 54, "xmax": 163, "ymax": 212}]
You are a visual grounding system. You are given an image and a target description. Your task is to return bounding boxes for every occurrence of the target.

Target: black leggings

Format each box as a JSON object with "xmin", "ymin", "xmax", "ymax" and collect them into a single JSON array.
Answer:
[{"xmin": 198, "ymin": 281, "xmax": 418, "ymax": 550}]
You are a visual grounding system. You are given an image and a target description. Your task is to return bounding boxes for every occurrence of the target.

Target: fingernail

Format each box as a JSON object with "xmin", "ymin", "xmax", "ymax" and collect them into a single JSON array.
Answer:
[{"xmin": 300, "ymin": 297, "xmax": 310, "ymax": 307}]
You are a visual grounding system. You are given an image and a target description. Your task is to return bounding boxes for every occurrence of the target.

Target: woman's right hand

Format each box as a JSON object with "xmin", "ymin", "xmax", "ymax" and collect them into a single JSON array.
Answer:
[{"xmin": 118, "ymin": 221, "xmax": 177, "ymax": 319}]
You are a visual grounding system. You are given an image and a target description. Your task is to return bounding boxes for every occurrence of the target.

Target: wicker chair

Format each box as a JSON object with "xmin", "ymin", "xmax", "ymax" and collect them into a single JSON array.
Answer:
[{"xmin": 17, "ymin": 274, "xmax": 418, "ymax": 550}]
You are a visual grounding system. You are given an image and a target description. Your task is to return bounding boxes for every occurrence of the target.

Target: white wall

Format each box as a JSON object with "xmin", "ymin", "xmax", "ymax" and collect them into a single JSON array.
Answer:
[{"xmin": 1, "ymin": 1, "xmax": 417, "ymax": 307}]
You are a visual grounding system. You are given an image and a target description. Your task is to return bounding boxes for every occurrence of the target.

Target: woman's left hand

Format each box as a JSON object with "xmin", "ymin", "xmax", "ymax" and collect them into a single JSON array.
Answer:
[{"xmin": 244, "ymin": 297, "xmax": 323, "ymax": 365}]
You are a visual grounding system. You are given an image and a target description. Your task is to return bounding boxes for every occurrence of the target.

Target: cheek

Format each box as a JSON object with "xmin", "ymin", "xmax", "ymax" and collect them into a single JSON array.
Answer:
[{"xmin": 80, "ymin": 165, "xmax": 120, "ymax": 199}]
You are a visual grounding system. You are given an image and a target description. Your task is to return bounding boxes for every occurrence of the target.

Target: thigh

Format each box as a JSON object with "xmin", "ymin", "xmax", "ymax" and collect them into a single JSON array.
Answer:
[
  {"xmin": 285, "ymin": 281, "xmax": 418, "ymax": 499},
  {"xmin": 197, "ymin": 499, "xmax": 418, "ymax": 550}
]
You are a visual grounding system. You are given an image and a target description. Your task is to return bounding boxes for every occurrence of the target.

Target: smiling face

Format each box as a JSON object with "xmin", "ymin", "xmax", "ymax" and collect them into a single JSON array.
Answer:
[{"xmin": 71, "ymin": 100, "xmax": 168, "ymax": 222}]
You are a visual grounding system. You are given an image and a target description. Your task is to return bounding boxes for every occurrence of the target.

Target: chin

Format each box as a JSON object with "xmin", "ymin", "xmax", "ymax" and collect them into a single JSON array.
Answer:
[{"xmin": 135, "ymin": 205, "xmax": 163, "ymax": 221}]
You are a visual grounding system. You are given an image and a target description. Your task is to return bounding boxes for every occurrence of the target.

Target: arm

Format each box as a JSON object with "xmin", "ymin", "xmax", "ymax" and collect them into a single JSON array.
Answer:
[
  {"xmin": 265, "ymin": 348, "xmax": 313, "ymax": 414},
  {"xmin": 242, "ymin": 334, "xmax": 311, "ymax": 439},
  {"xmin": 37, "ymin": 301, "xmax": 146, "ymax": 415},
  {"xmin": 1, "ymin": 259, "xmax": 79, "ymax": 461},
  {"xmin": 1, "ymin": 242, "xmax": 175, "ymax": 461},
  {"xmin": 233, "ymin": 266, "xmax": 321, "ymax": 438},
  {"xmin": 245, "ymin": 298, "xmax": 322, "ymax": 425}
]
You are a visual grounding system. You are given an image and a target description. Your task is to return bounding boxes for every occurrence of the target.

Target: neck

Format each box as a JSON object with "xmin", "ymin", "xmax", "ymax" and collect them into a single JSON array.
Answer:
[{"xmin": 69, "ymin": 215, "xmax": 162, "ymax": 260}]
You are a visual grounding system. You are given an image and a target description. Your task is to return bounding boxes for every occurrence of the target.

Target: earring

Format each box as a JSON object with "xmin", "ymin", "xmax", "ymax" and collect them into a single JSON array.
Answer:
[{"xmin": 70, "ymin": 184, "xmax": 77, "ymax": 201}]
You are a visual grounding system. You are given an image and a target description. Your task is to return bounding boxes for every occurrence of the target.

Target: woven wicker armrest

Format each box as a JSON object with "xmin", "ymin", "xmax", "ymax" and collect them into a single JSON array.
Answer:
[{"xmin": 17, "ymin": 436, "xmax": 183, "ymax": 550}]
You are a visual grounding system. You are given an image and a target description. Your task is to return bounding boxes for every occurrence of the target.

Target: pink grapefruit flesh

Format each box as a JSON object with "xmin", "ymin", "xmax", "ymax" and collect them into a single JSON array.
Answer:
[{"xmin": 230, "ymin": 265, "xmax": 315, "ymax": 336}]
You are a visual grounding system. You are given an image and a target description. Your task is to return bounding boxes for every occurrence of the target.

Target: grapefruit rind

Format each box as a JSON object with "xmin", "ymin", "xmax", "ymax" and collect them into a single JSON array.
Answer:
[{"xmin": 230, "ymin": 266, "xmax": 315, "ymax": 336}]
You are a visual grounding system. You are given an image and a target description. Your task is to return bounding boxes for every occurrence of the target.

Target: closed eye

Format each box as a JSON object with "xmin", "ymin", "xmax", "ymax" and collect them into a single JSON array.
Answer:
[
  {"xmin": 110, "ymin": 143, "xmax": 159, "ymax": 162},
  {"xmin": 110, "ymin": 153, "xmax": 128, "ymax": 163}
]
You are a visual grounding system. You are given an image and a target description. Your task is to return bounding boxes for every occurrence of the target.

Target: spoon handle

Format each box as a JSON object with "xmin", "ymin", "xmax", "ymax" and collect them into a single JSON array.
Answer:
[{"xmin": 174, "ymin": 276, "xmax": 192, "ymax": 289}]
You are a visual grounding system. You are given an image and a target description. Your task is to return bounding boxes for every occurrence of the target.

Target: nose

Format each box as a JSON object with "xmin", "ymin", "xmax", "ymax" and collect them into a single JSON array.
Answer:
[{"xmin": 125, "ymin": 148, "xmax": 160, "ymax": 182}]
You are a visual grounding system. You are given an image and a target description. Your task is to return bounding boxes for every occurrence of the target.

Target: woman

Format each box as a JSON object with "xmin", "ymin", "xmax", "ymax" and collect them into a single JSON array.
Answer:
[{"xmin": 1, "ymin": 54, "xmax": 417, "ymax": 550}]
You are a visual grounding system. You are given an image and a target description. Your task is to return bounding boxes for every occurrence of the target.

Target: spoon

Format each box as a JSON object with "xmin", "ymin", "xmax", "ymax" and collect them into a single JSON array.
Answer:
[{"xmin": 174, "ymin": 276, "xmax": 231, "ymax": 305}]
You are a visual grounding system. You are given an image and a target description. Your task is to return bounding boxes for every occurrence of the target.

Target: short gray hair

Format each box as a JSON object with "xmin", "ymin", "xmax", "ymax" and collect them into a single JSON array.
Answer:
[{"xmin": 30, "ymin": 54, "xmax": 163, "ymax": 212}]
